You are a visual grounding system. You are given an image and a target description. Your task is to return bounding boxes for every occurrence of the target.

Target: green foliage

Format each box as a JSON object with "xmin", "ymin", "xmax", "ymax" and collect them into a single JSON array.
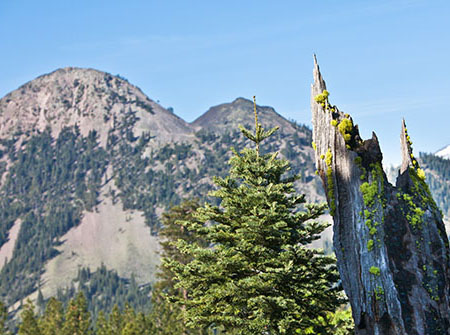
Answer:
[
  {"xmin": 39, "ymin": 298, "xmax": 64, "ymax": 335},
  {"xmin": 62, "ymin": 292, "xmax": 91, "ymax": 335},
  {"xmin": 0, "ymin": 301, "xmax": 10, "ymax": 335},
  {"xmin": 0, "ymin": 126, "xmax": 107, "ymax": 305},
  {"xmin": 0, "ymin": 105, "xmax": 319, "ymax": 319},
  {"xmin": 165, "ymin": 122, "xmax": 344, "ymax": 334},
  {"xmin": 15, "ymin": 296, "xmax": 155, "ymax": 335},
  {"xmin": 311, "ymin": 308, "xmax": 354, "ymax": 335},
  {"xmin": 18, "ymin": 300, "xmax": 41, "ymax": 335},
  {"xmin": 56, "ymin": 264, "xmax": 151, "ymax": 321},
  {"xmin": 152, "ymin": 199, "xmax": 209, "ymax": 335}
]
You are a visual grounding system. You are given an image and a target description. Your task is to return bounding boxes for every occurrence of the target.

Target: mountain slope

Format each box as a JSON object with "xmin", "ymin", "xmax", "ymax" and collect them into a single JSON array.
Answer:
[
  {"xmin": 0, "ymin": 68, "xmax": 323, "ymax": 316},
  {"xmin": 419, "ymin": 152, "xmax": 450, "ymax": 219},
  {"xmin": 0, "ymin": 67, "xmax": 193, "ymax": 145},
  {"xmin": 192, "ymin": 97, "xmax": 300, "ymax": 135},
  {"xmin": 436, "ymin": 144, "xmax": 450, "ymax": 160}
]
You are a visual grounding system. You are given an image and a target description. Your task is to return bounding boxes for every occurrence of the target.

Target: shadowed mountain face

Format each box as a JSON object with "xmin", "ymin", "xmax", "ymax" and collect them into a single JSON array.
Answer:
[{"xmin": 0, "ymin": 68, "xmax": 323, "ymax": 315}]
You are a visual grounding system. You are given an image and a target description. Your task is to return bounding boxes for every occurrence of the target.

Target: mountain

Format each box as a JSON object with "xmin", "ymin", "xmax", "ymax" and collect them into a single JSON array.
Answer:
[
  {"xmin": 192, "ymin": 97, "xmax": 298, "ymax": 135},
  {"xmin": 419, "ymin": 152, "xmax": 450, "ymax": 221},
  {"xmin": 0, "ymin": 68, "xmax": 324, "ymax": 316},
  {"xmin": 436, "ymin": 144, "xmax": 450, "ymax": 160}
]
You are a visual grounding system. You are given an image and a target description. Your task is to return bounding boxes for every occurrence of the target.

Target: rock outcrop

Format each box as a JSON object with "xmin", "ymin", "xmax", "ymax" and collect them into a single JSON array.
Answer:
[{"xmin": 311, "ymin": 56, "xmax": 450, "ymax": 334}]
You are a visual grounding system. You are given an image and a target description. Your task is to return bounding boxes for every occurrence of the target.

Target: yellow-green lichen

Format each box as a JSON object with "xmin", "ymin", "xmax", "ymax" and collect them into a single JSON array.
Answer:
[
  {"xmin": 360, "ymin": 163, "xmax": 383, "ymax": 208},
  {"xmin": 397, "ymin": 187, "xmax": 427, "ymax": 230},
  {"xmin": 314, "ymin": 90, "xmax": 329, "ymax": 104},
  {"xmin": 326, "ymin": 166, "xmax": 336, "ymax": 216},
  {"xmin": 338, "ymin": 118, "xmax": 353, "ymax": 143},
  {"xmin": 369, "ymin": 266, "xmax": 381, "ymax": 276},
  {"xmin": 331, "ymin": 119, "xmax": 338, "ymax": 127},
  {"xmin": 312, "ymin": 141, "xmax": 316, "ymax": 151},
  {"xmin": 367, "ymin": 239, "xmax": 374, "ymax": 251},
  {"xmin": 323, "ymin": 149, "xmax": 336, "ymax": 216},
  {"xmin": 325, "ymin": 149, "xmax": 333, "ymax": 167},
  {"xmin": 374, "ymin": 286, "xmax": 384, "ymax": 300},
  {"xmin": 354, "ymin": 156, "xmax": 367, "ymax": 180},
  {"xmin": 417, "ymin": 168, "xmax": 426, "ymax": 181}
]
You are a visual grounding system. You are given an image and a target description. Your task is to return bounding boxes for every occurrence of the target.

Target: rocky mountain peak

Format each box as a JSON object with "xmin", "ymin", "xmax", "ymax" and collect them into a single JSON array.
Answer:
[
  {"xmin": 191, "ymin": 96, "xmax": 303, "ymax": 138},
  {"xmin": 0, "ymin": 67, "xmax": 194, "ymax": 145}
]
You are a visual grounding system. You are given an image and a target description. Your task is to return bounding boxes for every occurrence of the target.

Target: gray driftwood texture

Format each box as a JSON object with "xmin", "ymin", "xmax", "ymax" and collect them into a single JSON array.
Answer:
[{"xmin": 311, "ymin": 56, "xmax": 450, "ymax": 335}]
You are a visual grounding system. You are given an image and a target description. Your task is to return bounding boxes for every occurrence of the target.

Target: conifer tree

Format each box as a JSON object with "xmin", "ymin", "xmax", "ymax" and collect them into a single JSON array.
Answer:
[
  {"xmin": 96, "ymin": 311, "xmax": 110, "ymax": 335},
  {"xmin": 152, "ymin": 199, "xmax": 209, "ymax": 335},
  {"xmin": 108, "ymin": 304, "xmax": 123, "ymax": 335},
  {"xmin": 121, "ymin": 307, "xmax": 153, "ymax": 335},
  {"xmin": 39, "ymin": 297, "xmax": 64, "ymax": 335},
  {"xmin": 18, "ymin": 300, "xmax": 41, "ymax": 335},
  {"xmin": 62, "ymin": 292, "xmax": 91, "ymax": 335},
  {"xmin": 165, "ymin": 98, "xmax": 344, "ymax": 334},
  {"xmin": 36, "ymin": 290, "xmax": 45, "ymax": 316},
  {"xmin": 0, "ymin": 301, "xmax": 9, "ymax": 335}
]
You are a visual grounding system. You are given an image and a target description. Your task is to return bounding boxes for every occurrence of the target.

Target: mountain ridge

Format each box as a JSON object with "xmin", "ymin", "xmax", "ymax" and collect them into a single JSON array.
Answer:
[
  {"xmin": 0, "ymin": 67, "xmax": 325, "ymax": 316},
  {"xmin": 0, "ymin": 67, "xmax": 194, "ymax": 146}
]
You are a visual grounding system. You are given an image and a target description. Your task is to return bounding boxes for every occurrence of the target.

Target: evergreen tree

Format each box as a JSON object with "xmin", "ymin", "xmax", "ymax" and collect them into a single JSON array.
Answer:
[
  {"xmin": 62, "ymin": 292, "xmax": 91, "ymax": 335},
  {"xmin": 152, "ymin": 199, "xmax": 209, "ymax": 335},
  {"xmin": 0, "ymin": 301, "xmax": 9, "ymax": 335},
  {"xmin": 39, "ymin": 297, "xmax": 64, "ymax": 335},
  {"xmin": 108, "ymin": 304, "xmax": 123, "ymax": 335},
  {"xmin": 120, "ymin": 306, "xmax": 153, "ymax": 335},
  {"xmin": 95, "ymin": 311, "xmax": 110, "ymax": 335},
  {"xmin": 165, "ymin": 102, "xmax": 344, "ymax": 334},
  {"xmin": 36, "ymin": 289, "xmax": 45, "ymax": 315},
  {"xmin": 18, "ymin": 300, "xmax": 41, "ymax": 335}
]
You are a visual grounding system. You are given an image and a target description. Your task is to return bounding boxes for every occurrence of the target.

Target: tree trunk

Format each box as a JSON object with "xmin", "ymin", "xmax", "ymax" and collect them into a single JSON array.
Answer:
[{"xmin": 311, "ymin": 56, "xmax": 450, "ymax": 335}]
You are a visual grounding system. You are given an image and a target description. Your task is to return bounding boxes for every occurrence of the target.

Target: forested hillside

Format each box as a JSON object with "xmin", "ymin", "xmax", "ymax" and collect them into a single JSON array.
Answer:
[
  {"xmin": 419, "ymin": 152, "xmax": 450, "ymax": 218},
  {"xmin": 0, "ymin": 68, "xmax": 322, "ymax": 318}
]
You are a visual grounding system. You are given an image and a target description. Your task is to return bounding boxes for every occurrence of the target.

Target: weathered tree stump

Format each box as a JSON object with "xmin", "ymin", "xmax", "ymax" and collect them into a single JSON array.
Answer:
[{"xmin": 311, "ymin": 56, "xmax": 450, "ymax": 335}]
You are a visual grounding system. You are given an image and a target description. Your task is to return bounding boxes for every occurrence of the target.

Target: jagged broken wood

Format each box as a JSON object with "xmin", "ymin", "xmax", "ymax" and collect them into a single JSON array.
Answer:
[{"xmin": 311, "ymin": 56, "xmax": 450, "ymax": 335}]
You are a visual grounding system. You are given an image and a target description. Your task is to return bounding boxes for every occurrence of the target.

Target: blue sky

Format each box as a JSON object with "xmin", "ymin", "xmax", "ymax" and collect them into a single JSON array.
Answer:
[{"xmin": 1, "ymin": 0, "xmax": 449, "ymax": 166}]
